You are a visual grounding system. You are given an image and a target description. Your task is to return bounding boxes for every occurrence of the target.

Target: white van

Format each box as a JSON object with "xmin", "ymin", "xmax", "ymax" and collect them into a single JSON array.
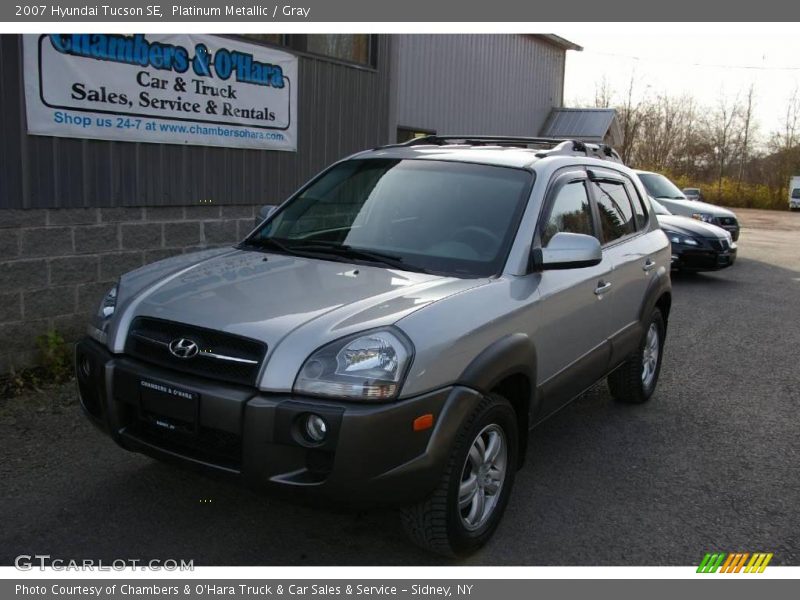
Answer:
[{"xmin": 790, "ymin": 176, "xmax": 800, "ymax": 211}]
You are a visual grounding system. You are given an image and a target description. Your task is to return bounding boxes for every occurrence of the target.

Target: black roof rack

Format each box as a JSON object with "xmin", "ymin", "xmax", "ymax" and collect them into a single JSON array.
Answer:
[
  {"xmin": 377, "ymin": 135, "xmax": 622, "ymax": 164},
  {"xmin": 396, "ymin": 135, "xmax": 568, "ymax": 148}
]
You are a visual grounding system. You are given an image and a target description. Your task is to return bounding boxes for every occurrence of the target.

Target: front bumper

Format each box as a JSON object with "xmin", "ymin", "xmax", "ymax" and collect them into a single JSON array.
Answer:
[
  {"xmin": 671, "ymin": 243, "xmax": 737, "ymax": 271},
  {"xmin": 75, "ymin": 338, "xmax": 482, "ymax": 506}
]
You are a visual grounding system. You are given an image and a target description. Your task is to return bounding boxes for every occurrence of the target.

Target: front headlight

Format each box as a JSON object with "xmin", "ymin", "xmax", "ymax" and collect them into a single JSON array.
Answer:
[
  {"xmin": 88, "ymin": 284, "xmax": 117, "ymax": 344},
  {"xmin": 294, "ymin": 328, "xmax": 413, "ymax": 401},
  {"xmin": 664, "ymin": 230, "xmax": 700, "ymax": 247},
  {"xmin": 98, "ymin": 285, "xmax": 117, "ymax": 319},
  {"xmin": 691, "ymin": 212, "xmax": 714, "ymax": 224}
]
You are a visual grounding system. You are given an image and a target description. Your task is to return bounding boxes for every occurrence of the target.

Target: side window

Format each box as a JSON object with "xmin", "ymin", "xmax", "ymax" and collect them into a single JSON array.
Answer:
[
  {"xmin": 592, "ymin": 180, "xmax": 636, "ymax": 244},
  {"xmin": 626, "ymin": 180, "xmax": 649, "ymax": 229},
  {"xmin": 541, "ymin": 181, "xmax": 594, "ymax": 246}
]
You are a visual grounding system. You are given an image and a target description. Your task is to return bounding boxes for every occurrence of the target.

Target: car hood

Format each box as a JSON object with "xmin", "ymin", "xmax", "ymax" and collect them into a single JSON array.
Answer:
[
  {"xmin": 657, "ymin": 214, "xmax": 729, "ymax": 238},
  {"xmin": 654, "ymin": 197, "xmax": 736, "ymax": 218},
  {"xmin": 109, "ymin": 248, "xmax": 489, "ymax": 353}
]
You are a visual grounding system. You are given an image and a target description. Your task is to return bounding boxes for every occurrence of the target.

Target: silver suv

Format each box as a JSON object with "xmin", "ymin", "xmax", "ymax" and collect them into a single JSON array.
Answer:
[{"xmin": 76, "ymin": 136, "xmax": 672, "ymax": 556}]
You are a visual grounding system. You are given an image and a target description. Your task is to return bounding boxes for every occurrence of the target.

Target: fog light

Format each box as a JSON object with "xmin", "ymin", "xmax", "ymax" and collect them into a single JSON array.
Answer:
[{"xmin": 304, "ymin": 414, "xmax": 327, "ymax": 443}]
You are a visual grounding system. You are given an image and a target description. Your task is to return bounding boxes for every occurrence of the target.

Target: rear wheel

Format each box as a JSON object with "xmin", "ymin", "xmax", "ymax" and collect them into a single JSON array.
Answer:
[
  {"xmin": 608, "ymin": 308, "xmax": 665, "ymax": 404},
  {"xmin": 400, "ymin": 394, "xmax": 518, "ymax": 556}
]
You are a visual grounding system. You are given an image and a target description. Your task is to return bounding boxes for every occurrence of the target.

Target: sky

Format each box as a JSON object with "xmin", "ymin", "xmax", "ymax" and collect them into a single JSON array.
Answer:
[{"xmin": 561, "ymin": 28, "xmax": 800, "ymax": 143}]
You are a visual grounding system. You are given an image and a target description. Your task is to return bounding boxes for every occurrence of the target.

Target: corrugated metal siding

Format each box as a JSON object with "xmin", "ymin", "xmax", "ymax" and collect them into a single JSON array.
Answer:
[
  {"xmin": 0, "ymin": 35, "xmax": 392, "ymax": 210},
  {"xmin": 393, "ymin": 34, "xmax": 565, "ymax": 138}
]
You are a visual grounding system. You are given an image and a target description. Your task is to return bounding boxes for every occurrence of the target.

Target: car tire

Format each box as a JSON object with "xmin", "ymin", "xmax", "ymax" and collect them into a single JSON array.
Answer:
[
  {"xmin": 607, "ymin": 308, "xmax": 666, "ymax": 404},
  {"xmin": 400, "ymin": 393, "xmax": 518, "ymax": 557}
]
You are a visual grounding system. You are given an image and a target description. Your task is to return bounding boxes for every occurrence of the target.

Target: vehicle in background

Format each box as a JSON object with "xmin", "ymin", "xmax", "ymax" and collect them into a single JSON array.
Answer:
[
  {"xmin": 651, "ymin": 199, "xmax": 737, "ymax": 272},
  {"xmin": 635, "ymin": 170, "xmax": 740, "ymax": 241},
  {"xmin": 789, "ymin": 176, "xmax": 800, "ymax": 211},
  {"xmin": 682, "ymin": 187, "xmax": 703, "ymax": 201}
]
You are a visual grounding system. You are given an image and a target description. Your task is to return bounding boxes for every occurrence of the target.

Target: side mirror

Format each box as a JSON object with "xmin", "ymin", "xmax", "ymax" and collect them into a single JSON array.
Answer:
[
  {"xmin": 530, "ymin": 232, "xmax": 602, "ymax": 271},
  {"xmin": 258, "ymin": 205, "xmax": 277, "ymax": 222}
]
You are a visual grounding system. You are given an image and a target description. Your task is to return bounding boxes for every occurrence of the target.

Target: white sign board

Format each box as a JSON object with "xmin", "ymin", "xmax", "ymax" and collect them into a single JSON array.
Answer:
[{"xmin": 23, "ymin": 34, "xmax": 298, "ymax": 151}]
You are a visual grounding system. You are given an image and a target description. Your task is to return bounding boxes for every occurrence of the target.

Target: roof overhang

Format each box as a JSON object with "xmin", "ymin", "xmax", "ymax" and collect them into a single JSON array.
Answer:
[{"xmin": 534, "ymin": 34, "xmax": 583, "ymax": 52}]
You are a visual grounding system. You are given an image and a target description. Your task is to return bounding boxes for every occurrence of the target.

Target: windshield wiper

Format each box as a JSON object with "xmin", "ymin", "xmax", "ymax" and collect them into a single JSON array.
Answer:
[
  {"xmin": 239, "ymin": 237, "xmax": 337, "ymax": 261},
  {"xmin": 292, "ymin": 242, "xmax": 429, "ymax": 273},
  {"xmin": 240, "ymin": 236, "xmax": 295, "ymax": 253}
]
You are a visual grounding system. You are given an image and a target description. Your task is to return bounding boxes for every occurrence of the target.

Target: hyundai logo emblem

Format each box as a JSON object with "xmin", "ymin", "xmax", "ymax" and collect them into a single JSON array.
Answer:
[{"xmin": 169, "ymin": 338, "xmax": 199, "ymax": 359}]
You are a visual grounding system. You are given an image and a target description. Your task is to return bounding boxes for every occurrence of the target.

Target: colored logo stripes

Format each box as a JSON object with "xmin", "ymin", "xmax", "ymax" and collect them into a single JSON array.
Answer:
[{"xmin": 697, "ymin": 552, "xmax": 773, "ymax": 573}]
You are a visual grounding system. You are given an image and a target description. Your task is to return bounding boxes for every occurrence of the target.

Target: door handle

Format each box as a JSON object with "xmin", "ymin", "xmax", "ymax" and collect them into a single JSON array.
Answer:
[
  {"xmin": 643, "ymin": 258, "xmax": 656, "ymax": 272},
  {"xmin": 594, "ymin": 281, "xmax": 612, "ymax": 295}
]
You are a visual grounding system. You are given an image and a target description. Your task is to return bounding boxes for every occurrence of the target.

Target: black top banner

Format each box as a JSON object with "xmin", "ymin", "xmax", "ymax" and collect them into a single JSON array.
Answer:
[{"xmin": 3, "ymin": 0, "xmax": 800, "ymax": 22}]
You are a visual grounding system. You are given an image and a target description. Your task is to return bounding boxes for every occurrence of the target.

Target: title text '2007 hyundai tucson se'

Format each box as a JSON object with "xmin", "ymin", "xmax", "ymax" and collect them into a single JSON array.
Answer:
[{"xmin": 76, "ymin": 136, "xmax": 672, "ymax": 556}]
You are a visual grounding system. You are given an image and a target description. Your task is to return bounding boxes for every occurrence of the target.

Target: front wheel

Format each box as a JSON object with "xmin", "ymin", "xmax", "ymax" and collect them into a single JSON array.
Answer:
[
  {"xmin": 607, "ymin": 308, "xmax": 666, "ymax": 403},
  {"xmin": 400, "ymin": 394, "xmax": 518, "ymax": 556}
]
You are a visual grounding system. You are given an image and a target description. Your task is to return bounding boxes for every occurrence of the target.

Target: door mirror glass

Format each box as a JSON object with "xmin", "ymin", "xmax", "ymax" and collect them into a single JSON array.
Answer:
[{"xmin": 532, "ymin": 232, "xmax": 602, "ymax": 271}]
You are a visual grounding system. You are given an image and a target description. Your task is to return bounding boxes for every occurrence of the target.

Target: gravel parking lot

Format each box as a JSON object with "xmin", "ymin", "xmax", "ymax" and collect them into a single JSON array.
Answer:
[{"xmin": 1, "ymin": 208, "xmax": 798, "ymax": 566}]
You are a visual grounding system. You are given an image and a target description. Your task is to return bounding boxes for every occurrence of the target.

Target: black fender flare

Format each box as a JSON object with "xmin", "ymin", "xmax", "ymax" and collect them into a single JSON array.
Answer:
[
  {"xmin": 639, "ymin": 270, "xmax": 672, "ymax": 329},
  {"xmin": 456, "ymin": 333, "xmax": 539, "ymax": 465}
]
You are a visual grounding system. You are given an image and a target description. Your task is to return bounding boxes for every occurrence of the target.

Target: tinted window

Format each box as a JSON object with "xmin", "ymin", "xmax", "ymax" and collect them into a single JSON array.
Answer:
[
  {"xmin": 592, "ymin": 181, "xmax": 636, "ymax": 243},
  {"xmin": 250, "ymin": 159, "xmax": 531, "ymax": 278},
  {"xmin": 792, "ymin": 188, "xmax": 800, "ymax": 199},
  {"xmin": 541, "ymin": 181, "xmax": 593, "ymax": 246},
  {"xmin": 626, "ymin": 181, "xmax": 649, "ymax": 229}
]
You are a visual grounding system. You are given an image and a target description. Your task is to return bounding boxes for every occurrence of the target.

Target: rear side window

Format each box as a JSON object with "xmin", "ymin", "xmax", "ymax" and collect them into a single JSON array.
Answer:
[
  {"xmin": 541, "ymin": 181, "xmax": 594, "ymax": 246},
  {"xmin": 592, "ymin": 180, "xmax": 636, "ymax": 244},
  {"xmin": 626, "ymin": 181, "xmax": 649, "ymax": 229}
]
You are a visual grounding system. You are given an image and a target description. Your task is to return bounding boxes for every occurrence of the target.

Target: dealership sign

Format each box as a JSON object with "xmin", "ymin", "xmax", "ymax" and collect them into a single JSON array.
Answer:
[{"xmin": 22, "ymin": 34, "xmax": 298, "ymax": 151}]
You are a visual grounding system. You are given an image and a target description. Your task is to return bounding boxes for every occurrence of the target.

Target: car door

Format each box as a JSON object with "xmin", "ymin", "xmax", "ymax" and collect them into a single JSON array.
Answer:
[
  {"xmin": 587, "ymin": 169, "xmax": 662, "ymax": 366},
  {"xmin": 533, "ymin": 170, "xmax": 614, "ymax": 418}
]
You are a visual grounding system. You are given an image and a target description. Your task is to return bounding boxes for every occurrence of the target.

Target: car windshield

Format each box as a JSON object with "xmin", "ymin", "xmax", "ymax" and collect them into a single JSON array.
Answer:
[
  {"xmin": 650, "ymin": 198, "xmax": 672, "ymax": 215},
  {"xmin": 637, "ymin": 173, "xmax": 687, "ymax": 200},
  {"xmin": 245, "ymin": 158, "xmax": 532, "ymax": 278},
  {"xmin": 792, "ymin": 188, "xmax": 800, "ymax": 199}
]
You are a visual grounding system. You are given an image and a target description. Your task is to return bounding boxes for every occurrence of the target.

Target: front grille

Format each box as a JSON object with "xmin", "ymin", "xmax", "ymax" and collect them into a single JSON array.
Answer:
[
  {"xmin": 708, "ymin": 239, "xmax": 730, "ymax": 251},
  {"xmin": 125, "ymin": 317, "xmax": 266, "ymax": 386},
  {"xmin": 715, "ymin": 216, "xmax": 738, "ymax": 227},
  {"xmin": 127, "ymin": 420, "xmax": 243, "ymax": 470}
]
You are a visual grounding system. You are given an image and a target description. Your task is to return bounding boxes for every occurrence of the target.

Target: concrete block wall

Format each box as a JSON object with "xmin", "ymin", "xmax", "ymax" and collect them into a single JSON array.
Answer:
[{"xmin": 0, "ymin": 205, "xmax": 260, "ymax": 373}]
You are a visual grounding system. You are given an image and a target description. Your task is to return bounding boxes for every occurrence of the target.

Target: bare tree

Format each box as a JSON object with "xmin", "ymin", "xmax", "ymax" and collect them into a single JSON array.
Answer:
[
  {"xmin": 770, "ymin": 86, "xmax": 800, "ymax": 197},
  {"xmin": 616, "ymin": 72, "xmax": 646, "ymax": 164},
  {"xmin": 706, "ymin": 92, "xmax": 742, "ymax": 196},
  {"xmin": 777, "ymin": 86, "xmax": 800, "ymax": 150},
  {"xmin": 736, "ymin": 84, "xmax": 757, "ymax": 192},
  {"xmin": 593, "ymin": 76, "xmax": 613, "ymax": 109}
]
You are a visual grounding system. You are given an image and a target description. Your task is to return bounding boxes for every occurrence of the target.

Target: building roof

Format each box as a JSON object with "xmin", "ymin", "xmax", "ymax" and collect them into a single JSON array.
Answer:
[
  {"xmin": 540, "ymin": 108, "xmax": 622, "ymax": 146},
  {"xmin": 533, "ymin": 34, "xmax": 583, "ymax": 52}
]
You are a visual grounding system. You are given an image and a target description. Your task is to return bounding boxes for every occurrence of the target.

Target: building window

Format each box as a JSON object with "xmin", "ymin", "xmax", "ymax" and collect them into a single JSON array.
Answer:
[
  {"xmin": 397, "ymin": 127, "xmax": 437, "ymax": 143},
  {"xmin": 237, "ymin": 34, "xmax": 376, "ymax": 68},
  {"xmin": 240, "ymin": 34, "xmax": 286, "ymax": 47},
  {"xmin": 305, "ymin": 35, "xmax": 372, "ymax": 66}
]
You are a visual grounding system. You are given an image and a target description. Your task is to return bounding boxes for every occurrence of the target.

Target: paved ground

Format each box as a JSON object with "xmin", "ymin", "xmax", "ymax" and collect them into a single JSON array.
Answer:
[{"xmin": 1, "ymin": 209, "xmax": 798, "ymax": 566}]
